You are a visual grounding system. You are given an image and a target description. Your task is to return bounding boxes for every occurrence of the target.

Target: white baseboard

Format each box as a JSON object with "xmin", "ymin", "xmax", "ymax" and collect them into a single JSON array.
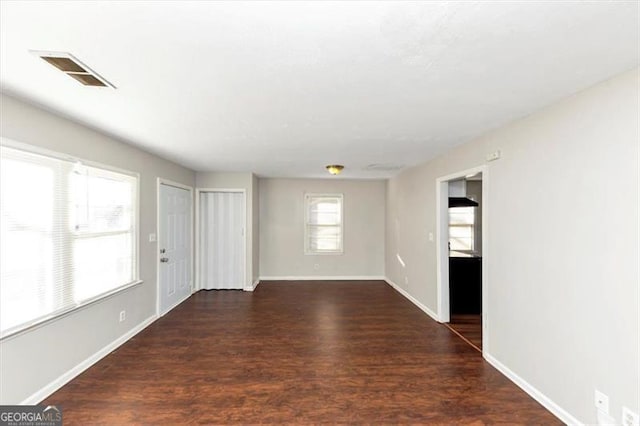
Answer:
[
  {"xmin": 159, "ymin": 292, "xmax": 191, "ymax": 317},
  {"xmin": 244, "ymin": 279, "xmax": 260, "ymax": 292},
  {"xmin": 259, "ymin": 275, "xmax": 386, "ymax": 281},
  {"xmin": 385, "ymin": 277, "xmax": 576, "ymax": 425},
  {"xmin": 484, "ymin": 353, "xmax": 582, "ymax": 426},
  {"xmin": 385, "ymin": 277, "xmax": 440, "ymax": 322},
  {"xmin": 20, "ymin": 314, "xmax": 158, "ymax": 405}
]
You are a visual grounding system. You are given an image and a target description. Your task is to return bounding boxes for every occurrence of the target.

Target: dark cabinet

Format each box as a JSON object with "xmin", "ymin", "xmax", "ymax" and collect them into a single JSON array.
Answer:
[{"xmin": 449, "ymin": 257, "xmax": 482, "ymax": 315}]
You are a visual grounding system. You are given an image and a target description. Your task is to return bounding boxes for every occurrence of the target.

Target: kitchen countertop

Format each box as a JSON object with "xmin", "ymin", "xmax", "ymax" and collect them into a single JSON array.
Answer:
[{"xmin": 449, "ymin": 250, "xmax": 482, "ymax": 258}]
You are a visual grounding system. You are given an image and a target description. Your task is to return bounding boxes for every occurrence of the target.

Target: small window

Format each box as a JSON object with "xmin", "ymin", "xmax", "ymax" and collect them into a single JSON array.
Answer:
[
  {"xmin": 304, "ymin": 194, "xmax": 343, "ymax": 254},
  {"xmin": 0, "ymin": 143, "xmax": 139, "ymax": 338},
  {"xmin": 449, "ymin": 206, "xmax": 475, "ymax": 251}
]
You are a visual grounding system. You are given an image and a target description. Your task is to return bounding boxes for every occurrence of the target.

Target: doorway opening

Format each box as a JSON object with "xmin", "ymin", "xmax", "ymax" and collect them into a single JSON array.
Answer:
[{"xmin": 436, "ymin": 166, "xmax": 487, "ymax": 353}]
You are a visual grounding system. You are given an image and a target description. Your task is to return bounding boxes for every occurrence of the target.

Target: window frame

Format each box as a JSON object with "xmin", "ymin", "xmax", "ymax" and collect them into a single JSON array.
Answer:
[
  {"xmin": 448, "ymin": 206, "xmax": 476, "ymax": 252},
  {"xmin": 0, "ymin": 137, "xmax": 142, "ymax": 340},
  {"xmin": 304, "ymin": 193, "xmax": 344, "ymax": 255}
]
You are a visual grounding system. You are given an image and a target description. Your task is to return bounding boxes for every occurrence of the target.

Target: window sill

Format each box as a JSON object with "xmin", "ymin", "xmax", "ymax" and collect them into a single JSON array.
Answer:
[
  {"xmin": 0, "ymin": 280, "xmax": 144, "ymax": 342},
  {"xmin": 304, "ymin": 251, "xmax": 344, "ymax": 256}
]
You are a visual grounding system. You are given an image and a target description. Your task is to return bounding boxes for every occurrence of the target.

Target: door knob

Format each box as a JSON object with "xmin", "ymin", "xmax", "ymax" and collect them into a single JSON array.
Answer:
[{"xmin": 160, "ymin": 257, "xmax": 169, "ymax": 263}]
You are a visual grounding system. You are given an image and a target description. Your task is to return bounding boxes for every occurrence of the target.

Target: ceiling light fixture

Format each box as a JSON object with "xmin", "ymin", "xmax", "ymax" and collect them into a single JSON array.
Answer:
[
  {"xmin": 30, "ymin": 50, "xmax": 116, "ymax": 88},
  {"xmin": 326, "ymin": 165, "xmax": 344, "ymax": 175}
]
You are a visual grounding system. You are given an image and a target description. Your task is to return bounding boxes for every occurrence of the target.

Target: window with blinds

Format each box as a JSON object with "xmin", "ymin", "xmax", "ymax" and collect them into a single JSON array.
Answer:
[
  {"xmin": 449, "ymin": 206, "xmax": 475, "ymax": 251},
  {"xmin": 0, "ymin": 143, "xmax": 139, "ymax": 338},
  {"xmin": 304, "ymin": 194, "xmax": 343, "ymax": 254}
]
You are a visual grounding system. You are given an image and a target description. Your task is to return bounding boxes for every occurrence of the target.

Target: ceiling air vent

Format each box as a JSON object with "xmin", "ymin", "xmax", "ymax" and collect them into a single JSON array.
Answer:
[
  {"xmin": 31, "ymin": 51, "xmax": 115, "ymax": 88},
  {"xmin": 365, "ymin": 163, "xmax": 405, "ymax": 172}
]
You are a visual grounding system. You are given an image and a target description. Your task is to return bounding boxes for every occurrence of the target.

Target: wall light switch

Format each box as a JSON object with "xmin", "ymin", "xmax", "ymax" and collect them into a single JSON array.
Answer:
[
  {"xmin": 595, "ymin": 389, "xmax": 609, "ymax": 414},
  {"xmin": 149, "ymin": 233, "xmax": 156, "ymax": 242},
  {"xmin": 428, "ymin": 232, "xmax": 434, "ymax": 242}
]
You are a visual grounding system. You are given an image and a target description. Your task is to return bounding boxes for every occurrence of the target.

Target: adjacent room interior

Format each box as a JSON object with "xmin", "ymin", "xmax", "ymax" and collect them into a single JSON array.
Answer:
[
  {"xmin": 0, "ymin": 2, "xmax": 638, "ymax": 425},
  {"xmin": 446, "ymin": 173, "xmax": 483, "ymax": 352}
]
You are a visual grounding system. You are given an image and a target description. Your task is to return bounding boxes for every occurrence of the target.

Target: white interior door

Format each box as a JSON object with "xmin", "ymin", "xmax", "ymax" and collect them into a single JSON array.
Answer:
[
  {"xmin": 199, "ymin": 191, "xmax": 245, "ymax": 290},
  {"xmin": 159, "ymin": 183, "xmax": 192, "ymax": 315}
]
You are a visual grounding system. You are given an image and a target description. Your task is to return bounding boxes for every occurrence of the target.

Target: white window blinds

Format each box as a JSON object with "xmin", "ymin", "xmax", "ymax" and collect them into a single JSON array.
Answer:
[
  {"xmin": 0, "ymin": 144, "xmax": 138, "ymax": 338},
  {"xmin": 304, "ymin": 194, "xmax": 343, "ymax": 254},
  {"xmin": 449, "ymin": 206, "xmax": 475, "ymax": 251}
]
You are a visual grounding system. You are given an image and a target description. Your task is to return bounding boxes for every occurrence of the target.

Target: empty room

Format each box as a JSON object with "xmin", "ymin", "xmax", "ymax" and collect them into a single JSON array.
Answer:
[{"xmin": 0, "ymin": 1, "xmax": 638, "ymax": 425}]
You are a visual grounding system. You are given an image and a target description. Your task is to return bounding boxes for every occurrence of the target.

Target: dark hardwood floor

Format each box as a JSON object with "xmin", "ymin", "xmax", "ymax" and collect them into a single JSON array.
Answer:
[
  {"xmin": 44, "ymin": 281, "xmax": 559, "ymax": 424},
  {"xmin": 447, "ymin": 314, "xmax": 483, "ymax": 352}
]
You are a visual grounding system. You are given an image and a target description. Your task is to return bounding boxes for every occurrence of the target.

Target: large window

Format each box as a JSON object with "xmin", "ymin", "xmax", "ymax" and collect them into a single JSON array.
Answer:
[
  {"xmin": 0, "ymin": 143, "xmax": 138, "ymax": 338},
  {"xmin": 304, "ymin": 194, "xmax": 343, "ymax": 254}
]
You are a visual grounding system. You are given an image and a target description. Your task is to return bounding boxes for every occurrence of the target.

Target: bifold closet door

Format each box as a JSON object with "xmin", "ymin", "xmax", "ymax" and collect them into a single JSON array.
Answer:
[{"xmin": 199, "ymin": 191, "xmax": 245, "ymax": 290}]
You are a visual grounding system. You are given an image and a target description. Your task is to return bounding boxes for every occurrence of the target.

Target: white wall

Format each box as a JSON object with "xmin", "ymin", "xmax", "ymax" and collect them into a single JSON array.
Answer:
[
  {"xmin": 0, "ymin": 93, "xmax": 196, "ymax": 404},
  {"xmin": 195, "ymin": 171, "xmax": 258, "ymax": 289},
  {"xmin": 385, "ymin": 68, "xmax": 638, "ymax": 424},
  {"xmin": 260, "ymin": 178, "xmax": 385, "ymax": 278},
  {"xmin": 252, "ymin": 174, "xmax": 260, "ymax": 284}
]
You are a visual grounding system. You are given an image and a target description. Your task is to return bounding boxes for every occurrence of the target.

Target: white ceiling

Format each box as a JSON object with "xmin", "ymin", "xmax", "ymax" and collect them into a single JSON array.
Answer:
[{"xmin": 1, "ymin": 1, "xmax": 638, "ymax": 178}]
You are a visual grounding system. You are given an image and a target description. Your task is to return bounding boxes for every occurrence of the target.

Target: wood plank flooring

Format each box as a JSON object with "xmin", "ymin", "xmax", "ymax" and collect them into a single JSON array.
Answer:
[
  {"xmin": 44, "ymin": 281, "xmax": 560, "ymax": 424},
  {"xmin": 447, "ymin": 314, "xmax": 483, "ymax": 352}
]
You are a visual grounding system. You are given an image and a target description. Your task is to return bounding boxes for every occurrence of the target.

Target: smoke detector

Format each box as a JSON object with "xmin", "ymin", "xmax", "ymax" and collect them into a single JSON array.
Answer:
[{"xmin": 30, "ymin": 51, "xmax": 115, "ymax": 88}]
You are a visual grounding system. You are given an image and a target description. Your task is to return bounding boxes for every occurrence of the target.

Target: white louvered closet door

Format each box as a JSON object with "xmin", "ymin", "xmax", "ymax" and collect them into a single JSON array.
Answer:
[{"xmin": 199, "ymin": 192, "xmax": 245, "ymax": 290}]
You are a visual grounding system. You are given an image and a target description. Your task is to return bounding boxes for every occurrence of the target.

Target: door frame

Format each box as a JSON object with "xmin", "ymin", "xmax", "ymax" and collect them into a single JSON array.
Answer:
[
  {"xmin": 435, "ymin": 165, "xmax": 488, "ymax": 352},
  {"xmin": 156, "ymin": 178, "xmax": 194, "ymax": 317},
  {"xmin": 195, "ymin": 188, "xmax": 247, "ymax": 291}
]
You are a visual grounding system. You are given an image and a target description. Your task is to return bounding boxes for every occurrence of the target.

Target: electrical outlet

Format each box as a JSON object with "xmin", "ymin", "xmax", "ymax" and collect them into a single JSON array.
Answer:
[
  {"xmin": 595, "ymin": 390, "xmax": 609, "ymax": 414},
  {"xmin": 404, "ymin": 277, "xmax": 409, "ymax": 285},
  {"xmin": 313, "ymin": 263, "xmax": 320, "ymax": 270},
  {"xmin": 428, "ymin": 232, "xmax": 434, "ymax": 242},
  {"xmin": 622, "ymin": 407, "xmax": 639, "ymax": 426},
  {"xmin": 119, "ymin": 310, "xmax": 126, "ymax": 322},
  {"xmin": 148, "ymin": 233, "xmax": 156, "ymax": 242}
]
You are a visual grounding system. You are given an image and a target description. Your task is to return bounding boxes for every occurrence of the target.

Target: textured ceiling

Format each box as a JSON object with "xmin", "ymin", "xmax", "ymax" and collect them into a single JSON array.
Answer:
[{"xmin": 1, "ymin": 1, "xmax": 638, "ymax": 178}]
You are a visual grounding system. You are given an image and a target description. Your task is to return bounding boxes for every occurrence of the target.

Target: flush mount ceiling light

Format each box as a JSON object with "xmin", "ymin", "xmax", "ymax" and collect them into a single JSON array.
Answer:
[
  {"xmin": 326, "ymin": 165, "xmax": 344, "ymax": 175},
  {"xmin": 30, "ymin": 50, "xmax": 116, "ymax": 88}
]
